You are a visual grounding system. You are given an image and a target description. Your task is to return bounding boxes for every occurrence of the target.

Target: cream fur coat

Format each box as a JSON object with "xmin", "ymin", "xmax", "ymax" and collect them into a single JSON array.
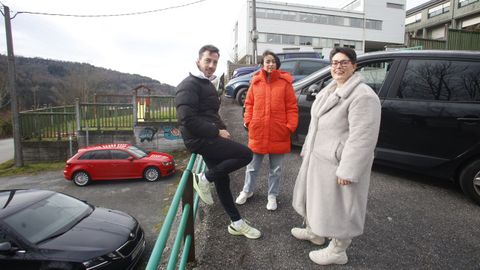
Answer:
[{"xmin": 292, "ymin": 72, "xmax": 381, "ymax": 238}]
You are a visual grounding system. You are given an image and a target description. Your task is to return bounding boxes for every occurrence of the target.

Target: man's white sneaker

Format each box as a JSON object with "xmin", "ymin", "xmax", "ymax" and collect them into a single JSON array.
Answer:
[
  {"xmin": 235, "ymin": 191, "xmax": 253, "ymax": 205},
  {"xmin": 228, "ymin": 220, "xmax": 261, "ymax": 239},
  {"xmin": 291, "ymin": 227, "xmax": 325, "ymax": 245},
  {"xmin": 266, "ymin": 195, "xmax": 277, "ymax": 210},
  {"xmin": 193, "ymin": 173, "xmax": 214, "ymax": 205}
]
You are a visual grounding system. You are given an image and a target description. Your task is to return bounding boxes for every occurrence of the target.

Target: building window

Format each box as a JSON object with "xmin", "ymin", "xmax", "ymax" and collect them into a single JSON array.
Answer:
[
  {"xmin": 282, "ymin": 34, "xmax": 296, "ymax": 45},
  {"xmin": 387, "ymin": 3, "xmax": 404, "ymax": 9},
  {"xmin": 365, "ymin": 19, "xmax": 382, "ymax": 30},
  {"xmin": 299, "ymin": 12, "xmax": 314, "ymax": 23},
  {"xmin": 428, "ymin": 2, "xmax": 450, "ymax": 18},
  {"xmin": 458, "ymin": 0, "xmax": 479, "ymax": 8},
  {"xmin": 300, "ymin": 36, "xmax": 313, "ymax": 45},
  {"xmin": 257, "ymin": 8, "xmax": 267, "ymax": 19},
  {"xmin": 266, "ymin": 33, "xmax": 281, "ymax": 44},
  {"xmin": 282, "ymin": 11, "xmax": 296, "ymax": 21},
  {"xmin": 405, "ymin": 13, "xmax": 422, "ymax": 25},
  {"xmin": 350, "ymin": 17, "xmax": 363, "ymax": 27}
]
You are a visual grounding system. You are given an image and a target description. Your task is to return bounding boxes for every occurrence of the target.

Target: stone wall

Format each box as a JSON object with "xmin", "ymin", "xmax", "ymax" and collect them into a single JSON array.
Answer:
[
  {"xmin": 21, "ymin": 123, "xmax": 186, "ymax": 163},
  {"xmin": 22, "ymin": 140, "xmax": 78, "ymax": 164},
  {"xmin": 76, "ymin": 130, "xmax": 136, "ymax": 148}
]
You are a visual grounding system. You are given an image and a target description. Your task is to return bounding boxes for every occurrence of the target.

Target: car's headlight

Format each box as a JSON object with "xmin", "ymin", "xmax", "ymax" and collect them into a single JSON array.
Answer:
[
  {"xmin": 83, "ymin": 252, "xmax": 121, "ymax": 269},
  {"xmin": 162, "ymin": 161, "xmax": 173, "ymax": 166}
]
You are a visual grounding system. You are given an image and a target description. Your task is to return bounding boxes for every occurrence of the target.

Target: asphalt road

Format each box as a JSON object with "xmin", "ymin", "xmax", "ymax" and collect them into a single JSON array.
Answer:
[
  {"xmin": 0, "ymin": 138, "xmax": 14, "ymax": 164},
  {"xmin": 191, "ymin": 98, "xmax": 480, "ymax": 269}
]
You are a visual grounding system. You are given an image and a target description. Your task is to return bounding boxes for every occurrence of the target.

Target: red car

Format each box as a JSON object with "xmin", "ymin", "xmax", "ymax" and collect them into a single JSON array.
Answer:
[{"xmin": 64, "ymin": 144, "xmax": 175, "ymax": 186}]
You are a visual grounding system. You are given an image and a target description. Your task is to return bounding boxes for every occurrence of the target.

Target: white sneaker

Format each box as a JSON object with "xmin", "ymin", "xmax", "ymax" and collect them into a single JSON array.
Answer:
[
  {"xmin": 193, "ymin": 173, "xmax": 214, "ymax": 205},
  {"xmin": 266, "ymin": 195, "xmax": 277, "ymax": 211},
  {"xmin": 228, "ymin": 220, "xmax": 261, "ymax": 239},
  {"xmin": 235, "ymin": 191, "xmax": 253, "ymax": 205},
  {"xmin": 291, "ymin": 227, "xmax": 325, "ymax": 245}
]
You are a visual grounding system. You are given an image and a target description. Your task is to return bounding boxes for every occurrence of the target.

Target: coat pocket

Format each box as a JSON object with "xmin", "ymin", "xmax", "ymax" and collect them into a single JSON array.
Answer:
[{"xmin": 334, "ymin": 141, "xmax": 344, "ymax": 163}]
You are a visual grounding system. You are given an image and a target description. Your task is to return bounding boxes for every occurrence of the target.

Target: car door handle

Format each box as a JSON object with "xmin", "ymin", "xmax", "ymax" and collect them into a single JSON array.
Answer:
[{"xmin": 457, "ymin": 117, "xmax": 480, "ymax": 123}]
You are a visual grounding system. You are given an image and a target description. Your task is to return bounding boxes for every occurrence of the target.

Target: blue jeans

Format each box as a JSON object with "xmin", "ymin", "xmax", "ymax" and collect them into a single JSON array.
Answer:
[{"xmin": 243, "ymin": 153, "xmax": 285, "ymax": 197}]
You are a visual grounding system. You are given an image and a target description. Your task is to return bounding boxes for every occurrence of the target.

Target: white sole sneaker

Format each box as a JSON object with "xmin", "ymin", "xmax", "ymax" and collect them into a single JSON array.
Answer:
[
  {"xmin": 235, "ymin": 191, "xmax": 253, "ymax": 205},
  {"xmin": 227, "ymin": 221, "xmax": 261, "ymax": 239},
  {"xmin": 266, "ymin": 196, "xmax": 277, "ymax": 211}
]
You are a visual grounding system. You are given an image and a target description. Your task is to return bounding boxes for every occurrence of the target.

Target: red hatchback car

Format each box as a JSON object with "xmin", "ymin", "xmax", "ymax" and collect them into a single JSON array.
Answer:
[{"xmin": 64, "ymin": 144, "xmax": 175, "ymax": 186}]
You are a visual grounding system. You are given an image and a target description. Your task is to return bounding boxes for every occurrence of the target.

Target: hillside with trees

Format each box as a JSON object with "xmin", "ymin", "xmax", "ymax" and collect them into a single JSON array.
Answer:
[{"xmin": 0, "ymin": 54, "xmax": 176, "ymax": 111}]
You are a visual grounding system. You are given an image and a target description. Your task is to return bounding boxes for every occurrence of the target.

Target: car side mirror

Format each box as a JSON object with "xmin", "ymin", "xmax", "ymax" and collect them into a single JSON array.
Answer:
[
  {"xmin": 128, "ymin": 156, "xmax": 134, "ymax": 161},
  {"xmin": 0, "ymin": 242, "xmax": 13, "ymax": 253},
  {"xmin": 306, "ymin": 84, "xmax": 320, "ymax": 101}
]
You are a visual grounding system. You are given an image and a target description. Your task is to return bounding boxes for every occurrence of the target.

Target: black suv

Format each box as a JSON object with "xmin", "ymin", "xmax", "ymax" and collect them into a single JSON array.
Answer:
[{"xmin": 293, "ymin": 50, "xmax": 480, "ymax": 205}]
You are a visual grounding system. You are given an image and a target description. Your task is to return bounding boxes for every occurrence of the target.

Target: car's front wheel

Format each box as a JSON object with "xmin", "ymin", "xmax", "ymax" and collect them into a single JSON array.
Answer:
[
  {"xmin": 144, "ymin": 167, "xmax": 160, "ymax": 182},
  {"xmin": 459, "ymin": 159, "xmax": 480, "ymax": 205},
  {"xmin": 236, "ymin": 88, "xmax": 248, "ymax": 106},
  {"xmin": 73, "ymin": 171, "xmax": 91, "ymax": 186}
]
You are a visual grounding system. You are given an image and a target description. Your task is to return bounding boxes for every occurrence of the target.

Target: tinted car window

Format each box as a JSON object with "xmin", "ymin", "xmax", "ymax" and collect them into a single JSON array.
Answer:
[
  {"xmin": 298, "ymin": 60, "xmax": 328, "ymax": 75},
  {"xmin": 79, "ymin": 150, "xmax": 111, "ymax": 160},
  {"xmin": 356, "ymin": 60, "xmax": 393, "ymax": 94},
  {"xmin": 281, "ymin": 60, "xmax": 296, "ymax": 74},
  {"xmin": 303, "ymin": 60, "xmax": 393, "ymax": 95},
  {"xmin": 111, "ymin": 150, "xmax": 131, "ymax": 160},
  {"xmin": 397, "ymin": 59, "xmax": 480, "ymax": 101}
]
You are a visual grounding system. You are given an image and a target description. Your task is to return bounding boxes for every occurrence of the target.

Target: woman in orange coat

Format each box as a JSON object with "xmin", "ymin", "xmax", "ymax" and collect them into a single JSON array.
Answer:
[{"xmin": 235, "ymin": 50, "xmax": 298, "ymax": 210}]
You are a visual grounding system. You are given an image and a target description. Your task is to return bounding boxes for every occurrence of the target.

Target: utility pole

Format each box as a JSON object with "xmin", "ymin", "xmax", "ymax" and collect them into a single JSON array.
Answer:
[
  {"xmin": 251, "ymin": 0, "xmax": 258, "ymax": 64},
  {"xmin": 3, "ymin": 5, "xmax": 23, "ymax": 166}
]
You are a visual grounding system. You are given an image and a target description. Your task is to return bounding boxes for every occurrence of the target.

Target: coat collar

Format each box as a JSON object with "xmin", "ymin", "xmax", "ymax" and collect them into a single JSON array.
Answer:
[
  {"xmin": 312, "ymin": 72, "xmax": 365, "ymax": 117},
  {"xmin": 251, "ymin": 69, "xmax": 293, "ymax": 85}
]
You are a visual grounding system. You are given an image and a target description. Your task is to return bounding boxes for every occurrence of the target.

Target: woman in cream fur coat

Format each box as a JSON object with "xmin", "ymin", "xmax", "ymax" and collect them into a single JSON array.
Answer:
[{"xmin": 291, "ymin": 47, "xmax": 381, "ymax": 265}]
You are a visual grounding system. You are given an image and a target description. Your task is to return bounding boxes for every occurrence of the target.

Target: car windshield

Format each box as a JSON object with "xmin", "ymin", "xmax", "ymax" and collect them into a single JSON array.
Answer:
[
  {"xmin": 128, "ymin": 145, "xmax": 148, "ymax": 158},
  {"xmin": 3, "ymin": 193, "xmax": 92, "ymax": 244}
]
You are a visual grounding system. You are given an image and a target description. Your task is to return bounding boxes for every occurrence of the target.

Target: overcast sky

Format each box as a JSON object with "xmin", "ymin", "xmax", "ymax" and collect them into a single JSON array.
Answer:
[{"xmin": 0, "ymin": 0, "xmax": 430, "ymax": 86}]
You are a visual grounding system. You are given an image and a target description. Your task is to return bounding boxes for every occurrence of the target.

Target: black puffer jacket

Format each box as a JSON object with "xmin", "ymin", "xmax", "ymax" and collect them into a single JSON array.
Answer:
[{"xmin": 175, "ymin": 74, "xmax": 226, "ymax": 152}]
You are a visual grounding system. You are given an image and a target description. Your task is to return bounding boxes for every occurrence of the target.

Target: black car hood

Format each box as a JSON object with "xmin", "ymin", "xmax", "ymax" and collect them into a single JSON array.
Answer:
[{"xmin": 38, "ymin": 207, "xmax": 137, "ymax": 261}]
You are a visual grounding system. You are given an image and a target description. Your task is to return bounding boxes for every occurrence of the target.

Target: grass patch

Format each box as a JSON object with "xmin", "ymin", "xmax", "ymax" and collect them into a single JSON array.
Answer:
[{"xmin": 0, "ymin": 159, "xmax": 65, "ymax": 178}]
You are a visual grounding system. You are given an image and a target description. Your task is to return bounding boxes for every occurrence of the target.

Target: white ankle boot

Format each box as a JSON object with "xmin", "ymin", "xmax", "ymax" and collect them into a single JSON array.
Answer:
[
  {"xmin": 309, "ymin": 238, "xmax": 352, "ymax": 265},
  {"xmin": 290, "ymin": 227, "xmax": 325, "ymax": 245}
]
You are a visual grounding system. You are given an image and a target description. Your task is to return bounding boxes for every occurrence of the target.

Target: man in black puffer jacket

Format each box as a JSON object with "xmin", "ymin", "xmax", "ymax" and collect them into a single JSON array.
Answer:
[{"xmin": 175, "ymin": 44, "xmax": 261, "ymax": 239}]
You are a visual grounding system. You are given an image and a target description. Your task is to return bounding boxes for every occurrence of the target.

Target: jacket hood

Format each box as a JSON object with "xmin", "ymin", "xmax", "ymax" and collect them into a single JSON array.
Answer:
[{"xmin": 251, "ymin": 69, "xmax": 293, "ymax": 85}]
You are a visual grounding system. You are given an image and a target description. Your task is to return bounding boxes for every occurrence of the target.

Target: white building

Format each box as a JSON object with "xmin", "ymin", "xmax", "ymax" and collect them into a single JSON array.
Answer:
[{"xmin": 232, "ymin": 0, "xmax": 406, "ymax": 63}]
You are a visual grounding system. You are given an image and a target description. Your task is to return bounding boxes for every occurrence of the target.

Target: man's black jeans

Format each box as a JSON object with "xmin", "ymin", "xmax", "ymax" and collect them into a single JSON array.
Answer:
[{"xmin": 195, "ymin": 137, "xmax": 253, "ymax": 222}]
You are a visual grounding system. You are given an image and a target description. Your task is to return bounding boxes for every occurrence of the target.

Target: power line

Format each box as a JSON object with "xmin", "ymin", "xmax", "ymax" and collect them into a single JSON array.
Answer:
[{"xmin": 9, "ymin": 0, "xmax": 206, "ymax": 18}]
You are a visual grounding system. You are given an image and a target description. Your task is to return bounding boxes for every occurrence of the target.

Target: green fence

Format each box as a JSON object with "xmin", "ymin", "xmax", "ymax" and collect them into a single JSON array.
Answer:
[
  {"xmin": 136, "ymin": 95, "xmax": 177, "ymax": 122},
  {"xmin": 408, "ymin": 29, "xmax": 480, "ymax": 51},
  {"xmin": 20, "ymin": 111, "xmax": 76, "ymax": 140},
  {"xmin": 78, "ymin": 102, "xmax": 134, "ymax": 131},
  {"xmin": 146, "ymin": 153, "xmax": 205, "ymax": 270},
  {"xmin": 19, "ymin": 96, "xmax": 177, "ymax": 140}
]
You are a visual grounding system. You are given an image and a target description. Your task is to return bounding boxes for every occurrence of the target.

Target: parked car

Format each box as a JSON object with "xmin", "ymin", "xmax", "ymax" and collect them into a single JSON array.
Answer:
[
  {"xmin": 0, "ymin": 189, "xmax": 145, "ymax": 269},
  {"xmin": 64, "ymin": 144, "xmax": 175, "ymax": 186},
  {"xmin": 292, "ymin": 50, "xmax": 480, "ymax": 205},
  {"xmin": 276, "ymin": 51, "xmax": 322, "ymax": 60},
  {"xmin": 231, "ymin": 65, "xmax": 261, "ymax": 79},
  {"xmin": 225, "ymin": 58, "xmax": 329, "ymax": 105}
]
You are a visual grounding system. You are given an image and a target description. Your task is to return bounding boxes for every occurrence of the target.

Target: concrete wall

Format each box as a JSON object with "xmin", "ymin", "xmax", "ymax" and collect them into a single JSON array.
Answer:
[{"xmin": 22, "ymin": 140, "xmax": 78, "ymax": 164}]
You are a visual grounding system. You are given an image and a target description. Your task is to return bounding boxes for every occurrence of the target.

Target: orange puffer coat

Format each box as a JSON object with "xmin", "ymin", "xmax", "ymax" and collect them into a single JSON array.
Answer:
[{"xmin": 244, "ymin": 69, "xmax": 299, "ymax": 154}]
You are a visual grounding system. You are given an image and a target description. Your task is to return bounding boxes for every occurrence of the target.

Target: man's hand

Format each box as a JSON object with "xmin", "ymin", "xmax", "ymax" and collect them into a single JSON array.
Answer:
[{"xmin": 219, "ymin": 129, "xmax": 231, "ymax": 139}]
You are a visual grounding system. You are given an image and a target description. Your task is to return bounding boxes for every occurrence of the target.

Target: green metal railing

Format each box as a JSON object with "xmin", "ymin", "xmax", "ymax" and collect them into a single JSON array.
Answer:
[
  {"xmin": 19, "ymin": 95, "xmax": 177, "ymax": 140},
  {"xmin": 136, "ymin": 95, "xmax": 177, "ymax": 122},
  {"xmin": 146, "ymin": 153, "xmax": 206, "ymax": 270},
  {"xmin": 19, "ymin": 111, "xmax": 76, "ymax": 140},
  {"xmin": 78, "ymin": 102, "xmax": 134, "ymax": 131}
]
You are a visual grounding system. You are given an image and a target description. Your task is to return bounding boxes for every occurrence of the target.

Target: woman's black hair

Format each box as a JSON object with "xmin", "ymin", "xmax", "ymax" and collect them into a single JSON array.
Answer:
[
  {"xmin": 261, "ymin": 50, "xmax": 281, "ymax": 69},
  {"xmin": 329, "ymin": 47, "xmax": 357, "ymax": 64}
]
